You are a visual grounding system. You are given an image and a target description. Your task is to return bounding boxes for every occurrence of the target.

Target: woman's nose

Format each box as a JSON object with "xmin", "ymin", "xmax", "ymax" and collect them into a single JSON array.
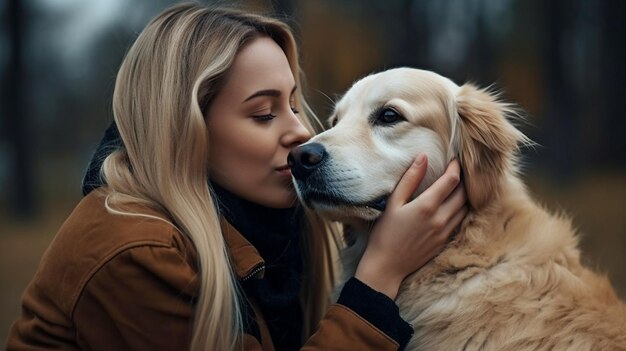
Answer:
[{"xmin": 281, "ymin": 112, "xmax": 312, "ymax": 147}]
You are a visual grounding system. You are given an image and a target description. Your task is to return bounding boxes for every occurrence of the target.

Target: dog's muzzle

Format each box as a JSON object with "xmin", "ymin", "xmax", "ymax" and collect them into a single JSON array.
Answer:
[
  {"xmin": 288, "ymin": 142, "xmax": 327, "ymax": 180},
  {"xmin": 289, "ymin": 144, "xmax": 388, "ymax": 212},
  {"xmin": 288, "ymin": 142, "xmax": 340, "ymax": 208}
]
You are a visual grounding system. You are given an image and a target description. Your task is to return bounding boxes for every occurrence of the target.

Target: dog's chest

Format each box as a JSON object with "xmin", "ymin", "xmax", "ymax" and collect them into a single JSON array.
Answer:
[
  {"xmin": 394, "ymin": 268, "xmax": 492, "ymax": 350},
  {"xmin": 391, "ymin": 259, "xmax": 591, "ymax": 351},
  {"xmin": 394, "ymin": 240, "xmax": 563, "ymax": 348}
]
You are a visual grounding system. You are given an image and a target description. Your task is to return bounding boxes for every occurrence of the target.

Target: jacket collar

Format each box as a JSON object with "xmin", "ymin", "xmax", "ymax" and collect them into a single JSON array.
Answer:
[{"xmin": 220, "ymin": 217, "xmax": 265, "ymax": 280}]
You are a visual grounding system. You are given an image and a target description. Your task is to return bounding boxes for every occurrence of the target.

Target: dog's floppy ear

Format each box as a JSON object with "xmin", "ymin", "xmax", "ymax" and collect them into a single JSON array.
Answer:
[{"xmin": 456, "ymin": 84, "xmax": 527, "ymax": 210}]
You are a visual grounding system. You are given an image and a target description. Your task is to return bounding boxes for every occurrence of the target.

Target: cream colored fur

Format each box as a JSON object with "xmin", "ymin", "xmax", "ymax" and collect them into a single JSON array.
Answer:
[{"xmin": 304, "ymin": 68, "xmax": 626, "ymax": 350}]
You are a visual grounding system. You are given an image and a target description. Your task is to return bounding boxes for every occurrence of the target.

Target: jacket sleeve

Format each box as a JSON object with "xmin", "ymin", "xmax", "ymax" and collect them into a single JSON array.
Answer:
[
  {"xmin": 302, "ymin": 277, "xmax": 414, "ymax": 351},
  {"xmin": 72, "ymin": 244, "xmax": 197, "ymax": 351}
]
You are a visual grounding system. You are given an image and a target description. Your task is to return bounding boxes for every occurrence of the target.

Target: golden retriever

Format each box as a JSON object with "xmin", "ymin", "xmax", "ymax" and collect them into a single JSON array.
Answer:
[{"xmin": 289, "ymin": 68, "xmax": 626, "ymax": 350}]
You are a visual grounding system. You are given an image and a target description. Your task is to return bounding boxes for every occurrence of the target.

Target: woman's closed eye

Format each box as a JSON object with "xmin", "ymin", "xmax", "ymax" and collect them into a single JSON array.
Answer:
[
  {"xmin": 252, "ymin": 105, "xmax": 299, "ymax": 122},
  {"xmin": 252, "ymin": 113, "xmax": 277, "ymax": 122}
]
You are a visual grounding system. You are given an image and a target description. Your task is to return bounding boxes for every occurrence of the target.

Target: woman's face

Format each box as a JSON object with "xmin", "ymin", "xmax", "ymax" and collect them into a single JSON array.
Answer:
[{"xmin": 207, "ymin": 36, "xmax": 311, "ymax": 208}]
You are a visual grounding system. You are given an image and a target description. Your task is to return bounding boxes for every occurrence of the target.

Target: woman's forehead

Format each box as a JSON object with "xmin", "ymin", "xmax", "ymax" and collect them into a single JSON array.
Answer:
[{"xmin": 221, "ymin": 37, "xmax": 295, "ymax": 100}]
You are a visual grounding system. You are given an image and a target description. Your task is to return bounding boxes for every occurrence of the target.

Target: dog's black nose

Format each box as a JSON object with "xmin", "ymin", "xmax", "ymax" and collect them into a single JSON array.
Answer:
[{"xmin": 288, "ymin": 143, "xmax": 327, "ymax": 180}]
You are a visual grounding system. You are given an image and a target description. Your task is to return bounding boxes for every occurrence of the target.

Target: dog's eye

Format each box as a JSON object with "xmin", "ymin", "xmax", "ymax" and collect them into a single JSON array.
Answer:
[{"xmin": 375, "ymin": 108, "xmax": 404, "ymax": 125}]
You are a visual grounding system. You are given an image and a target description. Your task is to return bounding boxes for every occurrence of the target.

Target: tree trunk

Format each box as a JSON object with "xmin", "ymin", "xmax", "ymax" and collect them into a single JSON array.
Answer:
[{"xmin": 5, "ymin": 0, "xmax": 36, "ymax": 218}]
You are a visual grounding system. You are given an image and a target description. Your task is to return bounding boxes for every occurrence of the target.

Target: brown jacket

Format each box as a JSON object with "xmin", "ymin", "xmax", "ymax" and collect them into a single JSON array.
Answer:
[{"xmin": 6, "ymin": 190, "xmax": 409, "ymax": 350}]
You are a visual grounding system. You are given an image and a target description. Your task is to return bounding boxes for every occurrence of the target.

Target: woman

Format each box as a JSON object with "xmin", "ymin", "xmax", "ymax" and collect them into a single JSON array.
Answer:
[{"xmin": 7, "ymin": 3, "xmax": 467, "ymax": 351}]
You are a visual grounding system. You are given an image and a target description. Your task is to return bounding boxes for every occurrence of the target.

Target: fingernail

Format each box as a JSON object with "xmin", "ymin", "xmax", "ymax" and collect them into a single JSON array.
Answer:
[{"xmin": 415, "ymin": 154, "xmax": 426, "ymax": 165}]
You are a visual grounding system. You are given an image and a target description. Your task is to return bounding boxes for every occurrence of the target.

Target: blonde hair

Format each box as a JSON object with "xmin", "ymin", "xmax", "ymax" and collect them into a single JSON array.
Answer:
[{"xmin": 101, "ymin": 3, "xmax": 338, "ymax": 350}]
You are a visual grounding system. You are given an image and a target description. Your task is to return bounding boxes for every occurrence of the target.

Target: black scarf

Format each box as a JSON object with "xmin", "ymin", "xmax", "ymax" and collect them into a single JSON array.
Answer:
[{"xmin": 211, "ymin": 182, "xmax": 305, "ymax": 351}]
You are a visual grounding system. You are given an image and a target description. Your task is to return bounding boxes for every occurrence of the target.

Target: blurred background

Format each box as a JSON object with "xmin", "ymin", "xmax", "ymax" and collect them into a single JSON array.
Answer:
[{"xmin": 1, "ymin": 0, "xmax": 625, "ymax": 342}]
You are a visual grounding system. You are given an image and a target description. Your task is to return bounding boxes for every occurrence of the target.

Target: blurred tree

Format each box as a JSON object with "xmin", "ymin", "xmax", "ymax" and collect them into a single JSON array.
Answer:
[
  {"xmin": 5, "ymin": 0, "xmax": 36, "ymax": 218},
  {"xmin": 542, "ymin": 0, "xmax": 580, "ymax": 181},
  {"xmin": 600, "ymin": 0, "xmax": 626, "ymax": 165}
]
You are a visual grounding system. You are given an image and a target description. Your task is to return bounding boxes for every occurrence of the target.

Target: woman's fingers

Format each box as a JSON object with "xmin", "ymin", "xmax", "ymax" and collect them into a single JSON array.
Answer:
[
  {"xmin": 439, "ymin": 204, "xmax": 468, "ymax": 241},
  {"xmin": 387, "ymin": 154, "xmax": 428, "ymax": 208},
  {"xmin": 437, "ymin": 182, "xmax": 467, "ymax": 218},
  {"xmin": 411, "ymin": 159, "xmax": 461, "ymax": 209}
]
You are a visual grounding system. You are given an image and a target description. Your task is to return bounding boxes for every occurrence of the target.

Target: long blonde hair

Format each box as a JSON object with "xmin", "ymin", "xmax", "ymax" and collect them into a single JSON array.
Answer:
[{"xmin": 101, "ymin": 3, "xmax": 338, "ymax": 350}]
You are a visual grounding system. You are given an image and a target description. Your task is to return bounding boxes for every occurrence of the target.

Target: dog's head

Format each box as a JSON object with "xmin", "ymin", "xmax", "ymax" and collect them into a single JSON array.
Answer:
[{"xmin": 289, "ymin": 68, "xmax": 529, "ymax": 221}]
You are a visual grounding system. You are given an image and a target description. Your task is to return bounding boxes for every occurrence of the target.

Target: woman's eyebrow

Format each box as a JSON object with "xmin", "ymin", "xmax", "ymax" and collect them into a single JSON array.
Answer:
[{"xmin": 243, "ymin": 86, "xmax": 297, "ymax": 103}]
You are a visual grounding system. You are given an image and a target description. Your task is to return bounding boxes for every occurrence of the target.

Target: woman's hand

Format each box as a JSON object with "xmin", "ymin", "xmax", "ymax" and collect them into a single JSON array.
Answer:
[{"xmin": 355, "ymin": 154, "xmax": 468, "ymax": 299}]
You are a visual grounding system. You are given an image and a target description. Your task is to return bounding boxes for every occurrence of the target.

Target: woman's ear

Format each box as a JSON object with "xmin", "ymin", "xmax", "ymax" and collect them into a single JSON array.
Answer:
[{"xmin": 456, "ymin": 84, "xmax": 527, "ymax": 210}]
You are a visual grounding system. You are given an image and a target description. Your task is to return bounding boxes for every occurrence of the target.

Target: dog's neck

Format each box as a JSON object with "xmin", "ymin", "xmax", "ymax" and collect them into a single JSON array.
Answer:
[{"xmin": 338, "ymin": 172, "xmax": 533, "ymax": 286}]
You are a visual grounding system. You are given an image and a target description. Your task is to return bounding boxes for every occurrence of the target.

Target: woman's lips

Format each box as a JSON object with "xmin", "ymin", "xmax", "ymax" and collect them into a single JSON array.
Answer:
[{"xmin": 275, "ymin": 164, "xmax": 291, "ymax": 176}]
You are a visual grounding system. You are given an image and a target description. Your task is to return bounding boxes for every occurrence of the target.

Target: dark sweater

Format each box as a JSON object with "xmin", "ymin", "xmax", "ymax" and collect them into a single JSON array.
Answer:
[{"xmin": 212, "ymin": 182, "xmax": 305, "ymax": 350}]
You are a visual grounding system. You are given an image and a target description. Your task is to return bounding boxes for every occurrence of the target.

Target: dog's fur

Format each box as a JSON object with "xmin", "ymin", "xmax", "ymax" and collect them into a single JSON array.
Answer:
[{"xmin": 293, "ymin": 68, "xmax": 626, "ymax": 350}]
